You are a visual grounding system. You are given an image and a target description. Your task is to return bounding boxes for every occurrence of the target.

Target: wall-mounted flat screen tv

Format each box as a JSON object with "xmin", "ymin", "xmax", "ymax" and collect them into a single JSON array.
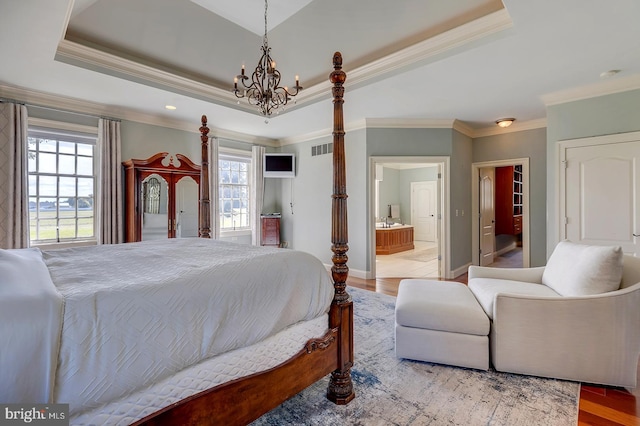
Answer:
[{"xmin": 263, "ymin": 153, "xmax": 296, "ymax": 178}]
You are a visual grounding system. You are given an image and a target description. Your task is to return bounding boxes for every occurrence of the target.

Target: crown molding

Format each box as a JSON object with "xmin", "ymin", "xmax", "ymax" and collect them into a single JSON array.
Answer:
[
  {"xmin": 294, "ymin": 9, "xmax": 512, "ymax": 106},
  {"xmin": 452, "ymin": 120, "xmax": 475, "ymax": 138},
  {"xmin": 364, "ymin": 118, "xmax": 475, "ymax": 138},
  {"xmin": 541, "ymin": 73, "xmax": 640, "ymax": 106},
  {"xmin": 28, "ymin": 117, "xmax": 98, "ymax": 135},
  {"xmin": 55, "ymin": 39, "xmax": 252, "ymax": 112},
  {"xmin": 277, "ymin": 116, "xmax": 548, "ymax": 146},
  {"xmin": 472, "ymin": 118, "xmax": 547, "ymax": 138},
  {"xmin": 278, "ymin": 119, "xmax": 368, "ymax": 146},
  {"xmin": 365, "ymin": 118, "xmax": 456, "ymax": 129},
  {"xmin": 0, "ymin": 83, "xmax": 278, "ymax": 146},
  {"xmin": 346, "ymin": 9, "xmax": 512, "ymax": 90},
  {"xmin": 53, "ymin": 9, "xmax": 512, "ymax": 118}
]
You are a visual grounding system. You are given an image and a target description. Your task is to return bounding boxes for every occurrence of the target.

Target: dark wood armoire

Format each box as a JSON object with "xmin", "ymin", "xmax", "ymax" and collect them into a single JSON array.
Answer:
[{"xmin": 123, "ymin": 152, "xmax": 201, "ymax": 242}]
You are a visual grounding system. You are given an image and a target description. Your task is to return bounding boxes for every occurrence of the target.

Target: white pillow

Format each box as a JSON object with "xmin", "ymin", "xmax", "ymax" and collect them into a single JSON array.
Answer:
[{"xmin": 542, "ymin": 241, "xmax": 623, "ymax": 296}]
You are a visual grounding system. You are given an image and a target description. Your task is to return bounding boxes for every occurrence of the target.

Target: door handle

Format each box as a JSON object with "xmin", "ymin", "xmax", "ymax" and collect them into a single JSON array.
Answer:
[{"xmin": 634, "ymin": 233, "xmax": 639, "ymax": 237}]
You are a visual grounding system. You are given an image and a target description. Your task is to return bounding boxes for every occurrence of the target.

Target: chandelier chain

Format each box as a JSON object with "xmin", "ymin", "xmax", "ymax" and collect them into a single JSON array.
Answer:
[{"xmin": 263, "ymin": 0, "xmax": 268, "ymax": 47}]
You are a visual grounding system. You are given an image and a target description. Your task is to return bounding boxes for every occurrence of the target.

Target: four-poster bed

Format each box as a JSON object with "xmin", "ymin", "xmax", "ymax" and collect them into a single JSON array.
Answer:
[
  {"xmin": 0, "ymin": 52, "xmax": 353, "ymax": 425},
  {"xmin": 134, "ymin": 50, "xmax": 354, "ymax": 425}
]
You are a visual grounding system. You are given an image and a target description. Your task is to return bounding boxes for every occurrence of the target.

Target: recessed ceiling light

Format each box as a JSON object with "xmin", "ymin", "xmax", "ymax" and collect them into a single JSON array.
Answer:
[
  {"xmin": 165, "ymin": 105, "xmax": 177, "ymax": 110},
  {"xmin": 599, "ymin": 70, "xmax": 621, "ymax": 79},
  {"xmin": 495, "ymin": 118, "xmax": 515, "ymax": 128}
]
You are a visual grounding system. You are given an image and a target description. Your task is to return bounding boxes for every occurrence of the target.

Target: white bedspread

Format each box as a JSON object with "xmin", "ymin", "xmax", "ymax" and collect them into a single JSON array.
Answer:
[
  {"xmin": 0, "ymin": 248, "xmax": 63, "ymax": 404},
  {"xmin": 41, "ymin": 239, "xmax": 333, "ymax": 415}
]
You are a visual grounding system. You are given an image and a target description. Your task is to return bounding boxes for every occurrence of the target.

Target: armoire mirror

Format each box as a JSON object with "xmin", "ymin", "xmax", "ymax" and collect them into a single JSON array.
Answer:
[
  {"xmin": 123, "ymin": 153, "xmax": 201, "ymax": 242},
  {"xmin": 141, "ymin": 174, "xmax": 169, "ymax": 240}
]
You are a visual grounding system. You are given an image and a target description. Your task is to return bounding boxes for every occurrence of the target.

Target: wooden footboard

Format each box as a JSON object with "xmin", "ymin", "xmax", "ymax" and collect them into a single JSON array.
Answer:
[
  {"xmin": 136, "ymin": 51, "xmax": 353, "ymax": 425},
  {"xmin": 133, "ymin": 328, "xmax": 341, "ymax": 425}
]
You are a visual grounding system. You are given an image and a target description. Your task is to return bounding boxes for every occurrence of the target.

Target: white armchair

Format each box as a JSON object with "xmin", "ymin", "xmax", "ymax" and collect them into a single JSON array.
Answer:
[{"xmin": 468, "ymin": 243, "xmax": 640, "ymax": 388}]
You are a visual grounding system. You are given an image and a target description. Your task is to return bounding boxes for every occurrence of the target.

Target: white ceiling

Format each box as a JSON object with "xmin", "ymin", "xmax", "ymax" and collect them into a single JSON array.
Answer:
[
  {"xmin": 1, "ymin": 0, "xmax": 639, "ymax": 143},
  {"xmin": 190, "ymin": 0, "xmax": 315, "ymax": 35}
]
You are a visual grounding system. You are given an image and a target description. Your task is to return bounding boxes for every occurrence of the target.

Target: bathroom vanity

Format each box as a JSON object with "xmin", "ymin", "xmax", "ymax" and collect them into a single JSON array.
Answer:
[{"xmin": 375, "ymin": 224, "xmax": 414, "ymax": 255}]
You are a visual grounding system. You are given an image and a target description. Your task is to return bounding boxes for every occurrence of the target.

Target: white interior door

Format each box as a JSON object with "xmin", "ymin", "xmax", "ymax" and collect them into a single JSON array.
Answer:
[
  {"xmin": 479, "ymin": 167, "xmax": 495, "ymax": 266},
  {"xmin": 564, "ymin": 140, "xmax": 640, "ymax": 256},
  {"xmin": 411, "ymin": 181, "xmax": 437, "ymax": 242}
]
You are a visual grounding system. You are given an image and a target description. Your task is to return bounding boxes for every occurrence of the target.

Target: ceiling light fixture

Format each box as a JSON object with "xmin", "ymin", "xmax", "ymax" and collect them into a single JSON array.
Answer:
[
  {"xmin": 165, "ymin": 105, "xmax": 177, "ymax": 110},
  {"xmin": 496, "ymin": 118, "xmax": 515, "ymax": 128},
  {"xmin": 233, "ymin": 0, "xmax": 302, "ymax": 120}
]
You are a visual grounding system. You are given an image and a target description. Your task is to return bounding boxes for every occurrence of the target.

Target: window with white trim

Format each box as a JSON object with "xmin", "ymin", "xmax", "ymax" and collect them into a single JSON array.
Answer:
[
  {"xmin": 27, "ymin": 128, "xmax": 97, "ymax": 244},
  {"xmin": 218, "ymin": 152, "xmax": 251, "ymax": 231}
]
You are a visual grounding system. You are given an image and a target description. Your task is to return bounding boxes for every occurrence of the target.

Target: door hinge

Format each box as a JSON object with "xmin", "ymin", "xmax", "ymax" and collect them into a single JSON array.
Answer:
[
  {"xmin": 437, "ymin": 255, "xmax": 442, "ymax": 261},
  {"xmin": 562, "ymin": 160, "xmax": 568, "ymax": 169},
  {"xmin": 564, "ymin": 217, "xmax": 569, "ymax": 225}
]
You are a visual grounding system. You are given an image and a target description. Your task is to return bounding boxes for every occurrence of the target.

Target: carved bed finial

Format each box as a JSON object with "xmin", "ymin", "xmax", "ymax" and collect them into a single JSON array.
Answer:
[
  {"xmin": 331, "ymin": 52, "xmax": 345, "ymax": 83},
  {"xmin": 199, "ymin": 115, "xmax": 211, "ymax": 238}
]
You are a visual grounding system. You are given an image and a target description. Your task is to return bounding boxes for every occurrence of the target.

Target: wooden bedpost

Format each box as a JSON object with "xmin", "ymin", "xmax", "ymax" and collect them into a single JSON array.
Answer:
[
  {"xmin": 133, "ymin": 54, "xmax": 354, "ymax": 426},
  {"xmin": 199, "ymin": 115, "xmax": 211, "ymax": 238},
  {"xmin": 327, "ymin": 51, "xmax": 355, "ymax": 404}
]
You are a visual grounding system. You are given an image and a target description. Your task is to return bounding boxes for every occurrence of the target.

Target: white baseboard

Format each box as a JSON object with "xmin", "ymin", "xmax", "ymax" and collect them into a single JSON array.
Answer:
[
  {"xmin": 495, "ymin": 242, "xmax": 517, "ymax": 257},
  {"xmin": 450, "ymin": 262, "xmax": 471, "ymax": 279},
  {"xmin": 349, "ymin": 268, "xmax": 369, "ymax": 279},
  {"xmin": 323, "ymin": 264, "xmax": 369, "ymax": 280}
]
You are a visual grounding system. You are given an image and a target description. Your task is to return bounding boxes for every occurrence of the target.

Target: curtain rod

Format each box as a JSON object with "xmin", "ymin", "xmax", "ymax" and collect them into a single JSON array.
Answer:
[{"xmin": 0, "ymin": 97, "xmax": 121, "ymax": 122}]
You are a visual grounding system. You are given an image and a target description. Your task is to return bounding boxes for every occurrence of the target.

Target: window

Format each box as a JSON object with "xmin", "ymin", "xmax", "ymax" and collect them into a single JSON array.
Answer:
[
  {"xmin": 27, "ymin": 128, "xmax": 97, "ymax": 244},
  {"xmin": 218, "ymin": 152, "xmax": 251, "ymax": 231}
]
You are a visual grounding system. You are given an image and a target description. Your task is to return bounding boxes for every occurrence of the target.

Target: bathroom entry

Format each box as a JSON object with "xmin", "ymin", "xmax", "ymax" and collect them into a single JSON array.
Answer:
[{"xmin": 372, "ymin": 159, "xmax": 445, "ymax": 279}]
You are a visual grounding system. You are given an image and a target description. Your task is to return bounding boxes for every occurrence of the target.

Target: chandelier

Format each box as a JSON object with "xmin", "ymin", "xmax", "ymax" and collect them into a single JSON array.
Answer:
[{"xmin": 233, "ymin": 0, "xmax": 302, "ymax": 118}]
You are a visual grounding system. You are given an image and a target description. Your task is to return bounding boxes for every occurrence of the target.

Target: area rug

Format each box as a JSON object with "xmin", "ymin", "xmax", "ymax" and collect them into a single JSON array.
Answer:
[
  {"xmin": 252, "ymin": 287, "xmax": 579, "ymax": 426},
  {"xmin": 399, "ymin": 247, "xmax": 438, "ymax": 262}
]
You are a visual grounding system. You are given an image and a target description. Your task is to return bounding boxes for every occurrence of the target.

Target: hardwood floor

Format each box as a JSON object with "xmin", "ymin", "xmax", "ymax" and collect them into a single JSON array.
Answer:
[{"xmin": 347, "ymin": 271, "xmax": 640, "ymax": 426}]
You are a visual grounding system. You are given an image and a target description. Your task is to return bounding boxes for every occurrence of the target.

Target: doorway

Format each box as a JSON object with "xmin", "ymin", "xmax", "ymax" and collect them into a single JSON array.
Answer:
[
  {"xmin": 472, "ymin": 158, "xmax": 530, "ymax": 268},
  {"xmin": 369, "ymin": 156, "xmax": 450, "ymax": 279}
]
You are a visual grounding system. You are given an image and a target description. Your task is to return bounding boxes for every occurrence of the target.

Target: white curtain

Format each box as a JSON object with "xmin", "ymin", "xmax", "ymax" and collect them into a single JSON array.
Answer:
[
  {"xmin": 0, "ymin": 102, "xmax": 29, "ymax": 249},
  {"xmin": 97, "ymin": 118, "xmax": 123, "ymax": 244},
  {"xmin": 208, "ymin": 137, "xmax": 220, "ymax": 239},
  {"xmin": 251, "ymin": 145, "xmax": 265, "ymax": 246}
]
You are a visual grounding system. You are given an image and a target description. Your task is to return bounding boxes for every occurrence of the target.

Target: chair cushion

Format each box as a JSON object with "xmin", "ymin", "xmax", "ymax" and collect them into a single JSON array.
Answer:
[
  {"xmin": 468, "ymin": 278, "xmax": 560, "ymax": 319},
  {"xmin": 542, "ymin": 241, "xmax": 623, "ymax": 296},
  {"xmin": 395, "ymin": 280, "xmax": 489, "ymax": 336}
]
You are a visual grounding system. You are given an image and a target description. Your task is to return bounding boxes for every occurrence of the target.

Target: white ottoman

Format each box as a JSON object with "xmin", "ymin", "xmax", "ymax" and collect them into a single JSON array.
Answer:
[{"xmin": 395, "ymin": 279, "xmax": 490, "ymax": 370}]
